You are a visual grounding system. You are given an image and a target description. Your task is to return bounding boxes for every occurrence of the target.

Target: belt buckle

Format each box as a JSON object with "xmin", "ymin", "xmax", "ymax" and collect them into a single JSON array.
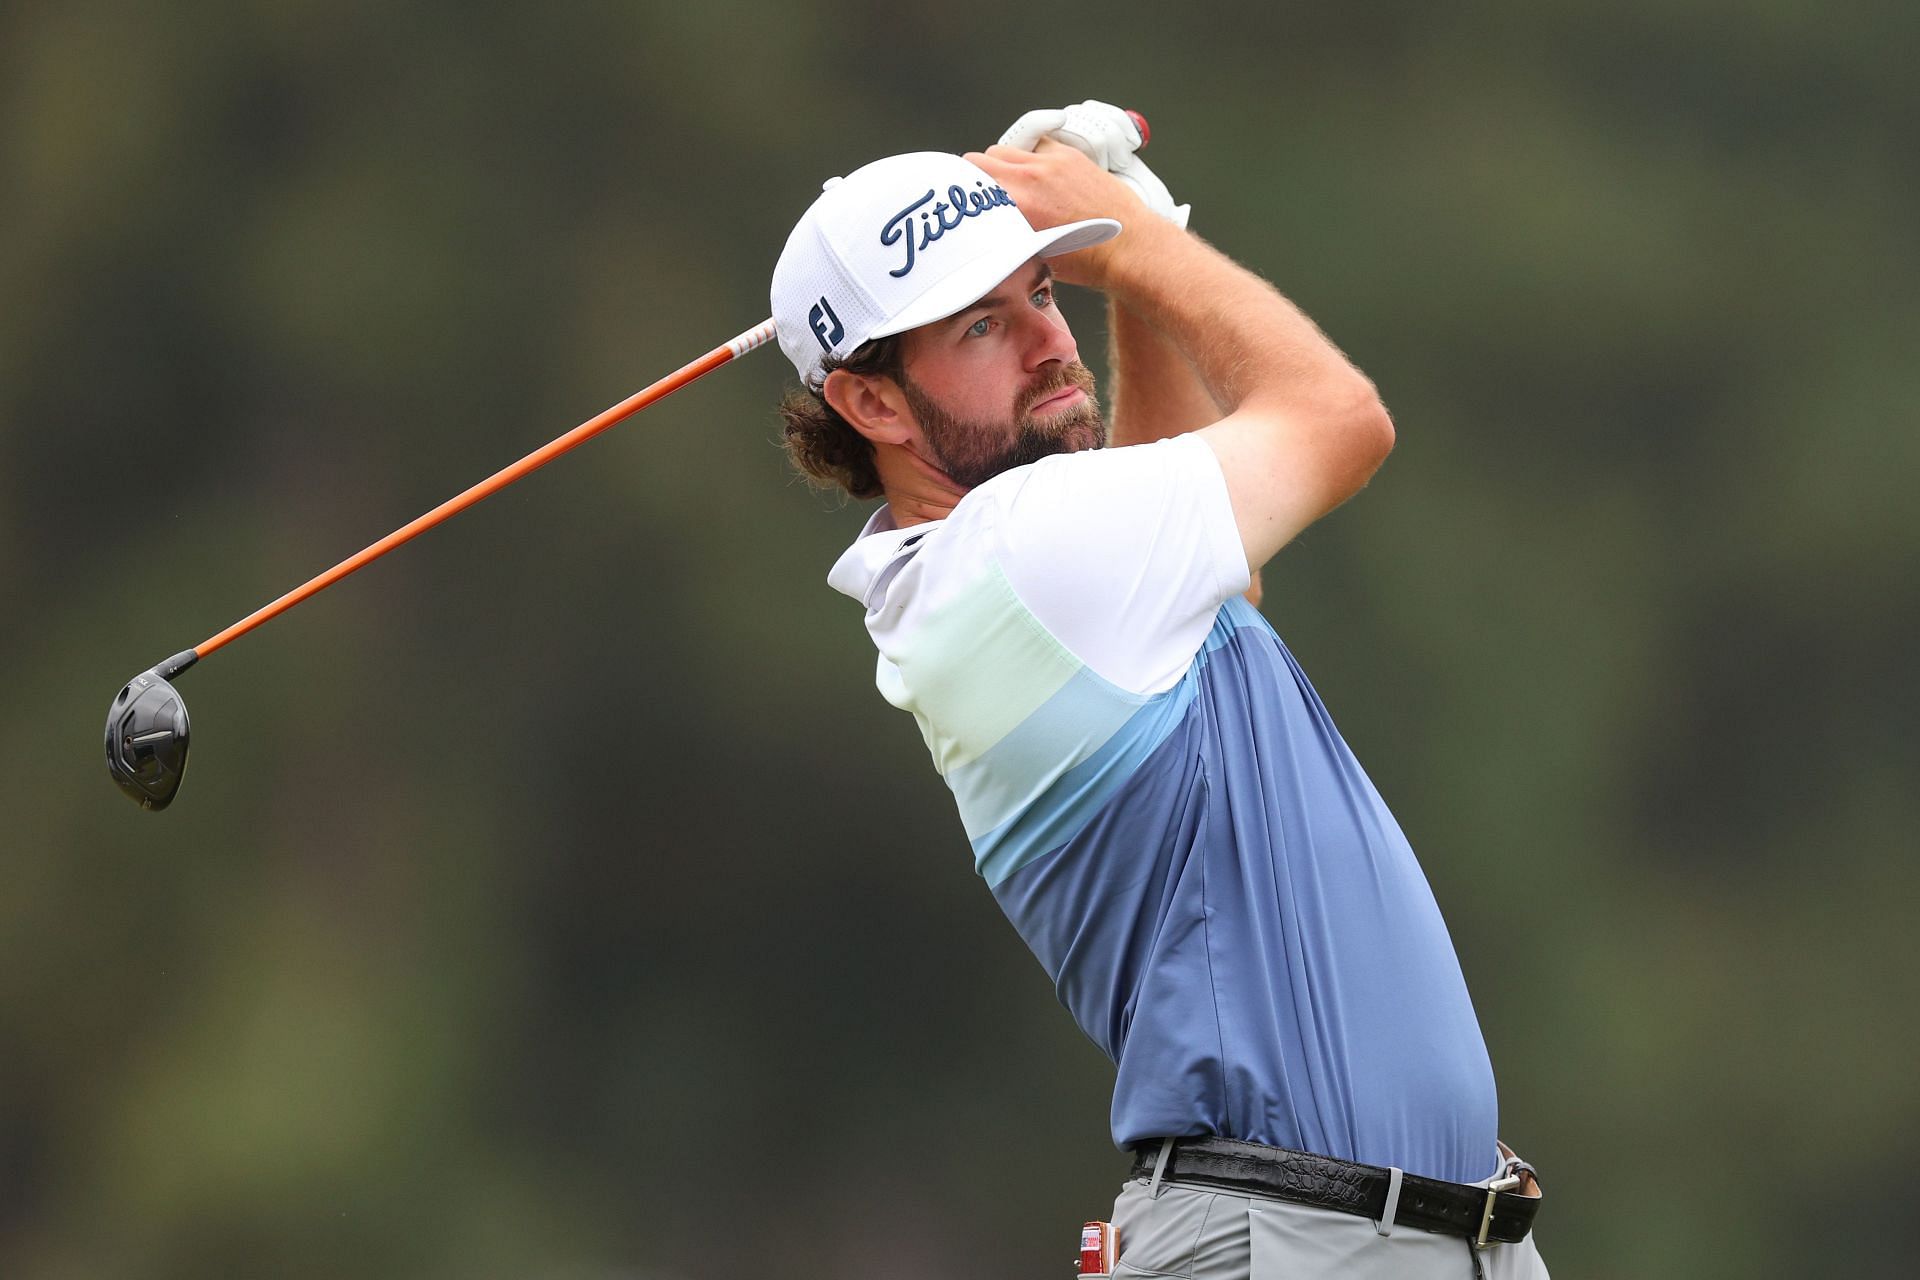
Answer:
[{"xmin": 1474, "ymin": 1173, "xmax": 1522, "ymax": 1248}]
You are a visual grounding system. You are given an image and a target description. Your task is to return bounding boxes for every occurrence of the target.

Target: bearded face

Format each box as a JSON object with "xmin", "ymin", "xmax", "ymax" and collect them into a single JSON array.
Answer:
[{"xmin": 903, "ymin": 360, "xmax": 1107, "ymax": 490}]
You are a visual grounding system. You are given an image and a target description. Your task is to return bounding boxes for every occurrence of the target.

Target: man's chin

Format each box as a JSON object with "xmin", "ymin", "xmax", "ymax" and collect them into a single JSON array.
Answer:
[
  {"xmin": 939, "ymin": 415, "xmax": 1105, "ymax": 489},
  {"xmin": 1031, "ymin": 407, "xmax": 1108, "ymax": 455}
]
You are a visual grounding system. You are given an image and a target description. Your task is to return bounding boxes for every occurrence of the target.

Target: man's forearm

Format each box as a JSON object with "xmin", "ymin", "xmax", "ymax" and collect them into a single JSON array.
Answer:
[
  {"xmin": 1105, "ymin": 295, "xmax": 1221, "ymax": 448},
  {"xmin": 1099, "ymin": 219, "xmax": 1375, "ymax": 426},
  {"xmin": 1105, "ymin": 291, "xmax": 1265, "ymax": 606}
]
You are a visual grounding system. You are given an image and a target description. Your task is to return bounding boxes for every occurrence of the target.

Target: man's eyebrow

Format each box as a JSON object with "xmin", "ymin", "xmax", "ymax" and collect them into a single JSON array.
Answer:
[{"xmin": 949, "ymin": 263, "xmax": 1055, "ymax": 326}]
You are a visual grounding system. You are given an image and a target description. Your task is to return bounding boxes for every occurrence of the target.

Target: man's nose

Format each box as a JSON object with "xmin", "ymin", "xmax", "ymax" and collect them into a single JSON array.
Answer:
[{"xmin": 1019, "ymin": 307, "xmax": 1078, "ymax": 370}]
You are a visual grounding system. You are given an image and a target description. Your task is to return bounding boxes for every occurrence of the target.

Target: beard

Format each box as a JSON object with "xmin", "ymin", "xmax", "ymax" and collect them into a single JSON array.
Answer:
[{"xmin": 903, "ymin": 360, "xmax": 1107, "ymax": 490}]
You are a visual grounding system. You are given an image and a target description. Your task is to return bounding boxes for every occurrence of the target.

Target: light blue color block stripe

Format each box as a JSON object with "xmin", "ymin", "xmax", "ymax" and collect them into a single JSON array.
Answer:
[
  {"xmin": 971, "ymin": 608, "xmax": 1250, "ymax": 888},
  {"xmin": 947, "ymin": 665, "xmax": 1145, "ymax": 841}
]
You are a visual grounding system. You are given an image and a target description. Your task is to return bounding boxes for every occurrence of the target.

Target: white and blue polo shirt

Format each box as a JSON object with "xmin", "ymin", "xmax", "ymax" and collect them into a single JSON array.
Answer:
[{"xmin": 829, "ymin": 434, "xmax": 1500, "ymax": 1184}]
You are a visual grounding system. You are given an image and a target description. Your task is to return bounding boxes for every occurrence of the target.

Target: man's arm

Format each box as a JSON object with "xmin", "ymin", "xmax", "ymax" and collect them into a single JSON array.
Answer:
[
  {"xmin": 1110, "ymin": 216, "xmax": 1395, "ymax": 573},
  {"xmin": 1107, "ymin": 298, "xmax": 1219, "ymax": 447},
  {"xmin": 972, "ymin": 141, "xmax": 1393, "ymax": 573},
  {"xmin": 1107, "ymin": 300, "xmax": 1266, "ymax": 604}
]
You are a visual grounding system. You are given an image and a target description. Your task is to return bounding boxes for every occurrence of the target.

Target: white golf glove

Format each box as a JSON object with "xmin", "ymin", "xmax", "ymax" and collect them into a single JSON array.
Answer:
[{"xmin": 998, "ymin": 99, "xmax": 1191, "ymax": 229}]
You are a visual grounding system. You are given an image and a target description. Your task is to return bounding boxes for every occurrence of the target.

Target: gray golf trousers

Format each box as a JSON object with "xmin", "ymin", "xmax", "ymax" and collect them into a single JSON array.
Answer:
[{"xmin": 1106, "ymin": 1173, "xmax": 1551, "ymax": 1279}]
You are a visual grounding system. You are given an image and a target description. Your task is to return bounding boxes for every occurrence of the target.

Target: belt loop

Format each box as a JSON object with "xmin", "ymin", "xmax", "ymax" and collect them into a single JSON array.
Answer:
[
  {"xmin": 1373, "ymin": 1166, "xmax": 1403, "ymax": 1236},
  {"xmin": 1147, "ymin": 1137, "xmax": 1175, "ymax": 1200}
]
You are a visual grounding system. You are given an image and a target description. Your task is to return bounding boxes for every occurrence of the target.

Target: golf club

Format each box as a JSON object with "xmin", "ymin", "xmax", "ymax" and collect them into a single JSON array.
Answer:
[
  {"xmin": 104, "ymin": 319, "xmax": 778, "ymax": 811},
  {"xmin": 104, "ymin": 105, "xmax": 1158, "ymax": 812}
]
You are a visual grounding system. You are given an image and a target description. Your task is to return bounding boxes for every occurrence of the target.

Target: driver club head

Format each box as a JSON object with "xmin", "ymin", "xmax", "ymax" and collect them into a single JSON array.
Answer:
[{"xmin": 105, "ymin": 661, "xmax": 193, "ymax": 811}]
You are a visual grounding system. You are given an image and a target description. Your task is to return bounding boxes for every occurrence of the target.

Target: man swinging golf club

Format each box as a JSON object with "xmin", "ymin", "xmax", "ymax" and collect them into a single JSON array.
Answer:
[{"xmin": 771, "ymin": 102, "xmax": 1549, "ymax": 1279}]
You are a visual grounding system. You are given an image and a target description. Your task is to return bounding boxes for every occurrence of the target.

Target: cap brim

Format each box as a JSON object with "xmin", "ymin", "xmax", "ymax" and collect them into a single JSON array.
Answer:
[{"xmin": 866, "ymin": 217, "xmax": 1122, "ymax": 342}]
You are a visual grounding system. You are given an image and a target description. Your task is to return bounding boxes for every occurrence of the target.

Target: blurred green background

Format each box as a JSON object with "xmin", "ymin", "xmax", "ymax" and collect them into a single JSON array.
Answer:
[{"xmin": 4, "ymin": 1, "xmax": 1915, "ymax": 1276}]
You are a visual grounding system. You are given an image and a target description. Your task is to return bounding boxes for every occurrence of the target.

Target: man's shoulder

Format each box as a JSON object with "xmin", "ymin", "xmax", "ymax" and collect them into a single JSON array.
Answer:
[
  {"xmin": 953, "ymin": 436, "xmax": 1218, "ymax": 528},
  {"xmin": 833, "ymin": 435, "xmax": 1234, "ymax": 623}
]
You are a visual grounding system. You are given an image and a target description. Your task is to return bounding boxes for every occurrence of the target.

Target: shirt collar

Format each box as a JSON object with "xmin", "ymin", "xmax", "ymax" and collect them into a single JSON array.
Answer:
[{"xmin": 826, "ymin": 504, "xmax": 943, "ymax": 608}]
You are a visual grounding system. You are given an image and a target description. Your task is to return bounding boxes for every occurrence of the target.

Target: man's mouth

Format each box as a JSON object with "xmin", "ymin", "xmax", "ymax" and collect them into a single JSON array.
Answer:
[{"xmin": 1027, "ymin": 385, "xmax": 1086, "ymax": 416}]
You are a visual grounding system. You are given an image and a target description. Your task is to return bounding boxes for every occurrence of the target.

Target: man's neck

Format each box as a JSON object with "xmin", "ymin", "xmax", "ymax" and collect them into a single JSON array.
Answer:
[{"xmin": 875, "ymin": 442, "xmax": 967, "ymax": 527}]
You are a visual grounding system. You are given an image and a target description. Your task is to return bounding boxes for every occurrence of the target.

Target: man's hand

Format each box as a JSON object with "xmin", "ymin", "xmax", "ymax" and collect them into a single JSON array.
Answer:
[
  {"xmin": 998, "ymin": 100, "xmax": 1192, "ymax": 228},
  {"xmin": 964, "ymin": 139, "xmax": 1152, "ymax": 288}
]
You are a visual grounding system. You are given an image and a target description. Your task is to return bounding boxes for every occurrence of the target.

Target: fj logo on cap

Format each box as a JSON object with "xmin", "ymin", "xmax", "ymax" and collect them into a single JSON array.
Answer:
[
  {"xmin": 808, "ymin": 297, "xmax": 844, "ymax": 352},
  {"xmin": 880, "ymin": 182, "xmax": 1017, "ymax": 279}
]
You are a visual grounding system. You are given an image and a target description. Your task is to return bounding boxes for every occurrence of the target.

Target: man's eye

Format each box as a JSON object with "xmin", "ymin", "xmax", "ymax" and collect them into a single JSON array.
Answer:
[
  {"xmin": 1031, "ymin": 287, "xmax": 1054, "ymax": 308},
  {"xmin": 967, "ymin": 317, "xmax": 991, "ymax": 337}
]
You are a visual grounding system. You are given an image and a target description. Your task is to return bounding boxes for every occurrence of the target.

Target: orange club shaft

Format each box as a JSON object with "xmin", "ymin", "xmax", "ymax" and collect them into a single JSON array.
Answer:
[{"xmin": 193, "ymin": 320, "xmax": 777, "ymax": 660}]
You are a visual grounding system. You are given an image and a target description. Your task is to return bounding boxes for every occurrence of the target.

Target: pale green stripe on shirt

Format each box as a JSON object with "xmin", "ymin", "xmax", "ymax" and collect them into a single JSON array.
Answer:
[{"xmin": 889, "ymin": 560, "xmax": 1082, "ymax": 779}]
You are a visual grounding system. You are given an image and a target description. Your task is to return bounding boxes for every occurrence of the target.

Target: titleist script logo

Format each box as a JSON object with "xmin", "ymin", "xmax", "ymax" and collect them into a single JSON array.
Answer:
[{"xmin": 880, "ymin": 182, "xmax": 1016, "ymax": 278}]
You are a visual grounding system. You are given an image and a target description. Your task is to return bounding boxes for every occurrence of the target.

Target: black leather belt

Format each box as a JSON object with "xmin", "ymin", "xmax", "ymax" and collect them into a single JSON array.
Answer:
[{"xmin": 1129, "ymin": 1136, "xmax": 1541, "ymax": 1247}]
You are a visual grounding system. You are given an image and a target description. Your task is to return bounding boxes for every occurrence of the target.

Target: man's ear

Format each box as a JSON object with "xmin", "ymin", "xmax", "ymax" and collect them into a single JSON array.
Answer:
[{"xmin": 823, "ymin": 369, "xmax": 914, "ymax": 445}]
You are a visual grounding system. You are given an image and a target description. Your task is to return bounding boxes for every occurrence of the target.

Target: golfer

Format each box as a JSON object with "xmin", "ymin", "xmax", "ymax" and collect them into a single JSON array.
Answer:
[{"xmin": 769, "ymin": 104, "xmax": 1548, "ymax": 1279}]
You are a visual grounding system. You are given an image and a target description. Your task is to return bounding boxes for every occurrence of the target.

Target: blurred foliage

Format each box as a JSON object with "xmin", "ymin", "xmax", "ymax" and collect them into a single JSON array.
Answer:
[{"xmin": 3, "ymin": 1, "xmax": 1916, "ymax": 1276}]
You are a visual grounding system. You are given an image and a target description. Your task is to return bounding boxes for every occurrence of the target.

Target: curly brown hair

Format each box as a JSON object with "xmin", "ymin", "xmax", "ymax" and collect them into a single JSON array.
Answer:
[{"xmin": 777, "ymin": 334, "xmax": 905, "ymax": 500}]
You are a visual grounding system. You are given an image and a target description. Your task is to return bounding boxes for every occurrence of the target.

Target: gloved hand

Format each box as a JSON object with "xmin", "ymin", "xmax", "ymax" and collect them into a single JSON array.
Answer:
[{"xmin": 998, "ymin": 100, "xmax": 1191, "ymax": 228}]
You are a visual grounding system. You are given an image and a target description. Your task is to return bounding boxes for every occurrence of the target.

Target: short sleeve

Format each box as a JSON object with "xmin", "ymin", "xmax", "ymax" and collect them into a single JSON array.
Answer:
[{"xmin": 990, "ymin": 434, "xmax": 1251, "ymax": 695}]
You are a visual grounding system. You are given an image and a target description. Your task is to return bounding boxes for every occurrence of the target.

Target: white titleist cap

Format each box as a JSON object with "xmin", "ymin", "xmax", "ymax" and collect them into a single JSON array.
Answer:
[{"xmin": 771, "ymin": 151, "xmax": 1121, "ymax": 388}]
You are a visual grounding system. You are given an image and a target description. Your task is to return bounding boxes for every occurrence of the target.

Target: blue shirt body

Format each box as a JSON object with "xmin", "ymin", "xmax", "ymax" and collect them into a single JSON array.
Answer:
[{"xmin": 992, "ymin": 599, "xmax": 1498, "ymax": 1183}]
